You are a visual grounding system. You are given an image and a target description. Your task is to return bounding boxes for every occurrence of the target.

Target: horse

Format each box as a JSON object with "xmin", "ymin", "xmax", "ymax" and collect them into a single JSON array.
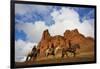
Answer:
[
  {"xmin": 45, "ymin": 47, "xmax": 55, "ymax": 57},
  {"xmin": 45, "ymin": 46, "xmax": 62, "ymax": 57},
  {"xmin": 54, "ymin": 46, "xmax": 62, "ymax": 55},
  {"xmin": 62, "ymin": 44, "xmax": 80, "ymax": 58},
  {"xmin": 26, "ymin": 46, "xmax": 40, "ymax": 62}
]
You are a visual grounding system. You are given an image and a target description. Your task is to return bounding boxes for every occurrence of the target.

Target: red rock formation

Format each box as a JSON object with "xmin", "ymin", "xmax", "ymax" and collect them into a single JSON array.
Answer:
[
  {"xmin": 37, "ymin": 29, "xmax": 51, "ymax": 56},
  {"xmin": 37, "ymin": 29, "xmax": 94, "ymax": 56}
]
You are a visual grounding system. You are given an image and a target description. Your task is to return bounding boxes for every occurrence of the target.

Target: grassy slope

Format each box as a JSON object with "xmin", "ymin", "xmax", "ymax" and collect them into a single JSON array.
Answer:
[{"xmin": 15, "ymin": 52, "xmax": 95, "ymax": 67}]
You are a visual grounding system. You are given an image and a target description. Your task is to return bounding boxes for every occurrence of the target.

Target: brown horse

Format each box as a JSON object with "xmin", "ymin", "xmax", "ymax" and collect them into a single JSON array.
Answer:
[{"xmin": 62, "ymin": 44, "xmax": 80, "ymax": 58}]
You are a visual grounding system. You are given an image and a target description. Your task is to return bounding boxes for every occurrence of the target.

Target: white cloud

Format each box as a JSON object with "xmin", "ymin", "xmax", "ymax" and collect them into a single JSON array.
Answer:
[
  {"xmin": 15, "ymin": 4, "xmax": 53, "ymax": 15},
  {"xmin": 49, "ymin": 7, "xmax": 94, "ymax": 37},
  {"xmin": 15, "ymin": 39, "xmax": 37, "ymax": 62},
  {"xmin": 16, "ymin": 21, "xmax": 48, "ymax": 43},
  {"xmin": 79, "ymin": 19, "xmax": 94, "ymax": 37},
  {"xmin": 51, "ymin": 7, "xmax": 79, "ymax": 23},
  {"xmin": 16, "ymin": 7, "xmax": 94, "ymax": 43},
  {"xmin": 49, "ymin": 7, "xmax": 80, "ymax": 36}
]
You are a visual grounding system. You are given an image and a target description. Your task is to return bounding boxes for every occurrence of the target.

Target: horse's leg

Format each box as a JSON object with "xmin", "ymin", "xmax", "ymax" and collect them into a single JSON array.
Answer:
[
  {"xmin": 26, "ymin": 56, "xmax": 29, "ymax": 62},
  {"xmin": 65, "ymin": 52, "xmax": 68, "ymax": 57},
  {"xmin": 31, "ymin": 55, "xmax": 36, "ymax": 62},
  {"xmin": 52, "ymin": 53, "xmax": 54, "ymax": 56},
  {"xmin": 52, "ymin": 51, "xmax": 55, "ymax": 56},
  {"xmin": 46, "ymin": 52, "xmax": 49, "ymax": 57},
  {"xmin": 31, "ymin": 57, "xmax": 34, "ymax": 62},
  {"xmin": 53, "ymin": 53, "xmax": 55, "ymax": 56},
  {"xmin": 45, "ymin": 52, "xmax": 47, "ymax": 57},
  {"xmin": 61, "ymin": 53, "xmax": 64, "ymax": 58},
  {"xmin": 26, "ymin": 54, "xmax": 30, "ymax": 62},
  {"xmin": 61, "ymin": 50, "xmax": 65, "ymax": 58},
  {"xmin": 34, "ymin": 53, "xmax": 37, "ymax": 60},
  {"xmin": 29, "ymin": 55, "xmax": 32, "ymax": 61},
  {"xmin": 73, "ymin": 52, "xmax": 76, "ymax": 57}
]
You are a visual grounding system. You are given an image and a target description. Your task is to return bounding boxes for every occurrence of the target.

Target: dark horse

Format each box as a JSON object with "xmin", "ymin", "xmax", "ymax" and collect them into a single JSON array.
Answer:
[
  {"xmin": 26, "ymin": 46, "xmax": 40, "ymax": 62},
  {"xmin": 62, "ymin": 41, "xmax": 80, "ymax": 58}
]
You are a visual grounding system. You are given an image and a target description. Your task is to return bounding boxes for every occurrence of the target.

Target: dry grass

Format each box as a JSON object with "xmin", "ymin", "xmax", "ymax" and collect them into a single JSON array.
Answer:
[{"xmin": 15, "ymin": 51, "xmax": 95, "ymax": 67}]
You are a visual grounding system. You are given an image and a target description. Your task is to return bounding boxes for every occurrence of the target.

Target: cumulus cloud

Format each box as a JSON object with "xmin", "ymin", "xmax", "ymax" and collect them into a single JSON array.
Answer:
[
  {"xmin": 16, "ymin": 7, "xmax": 94, "ymax": 42},
  {"xmin": 49, "ymin": 7, "xmax": 94, "ymax": 37},
  {"xmin": 15, "ymin": 39, "xmax": 37, "ymax": 62},
  {"xmin": 15, "ymin": 4, "xmax": 54, "ymax": 26},
  {"xmin": 15, "ymin": 4, "xmax": 53, "ymax": 15},
  {"xmin": 49, "ymin": 7, "xmax": 80, "ymax": 36}
]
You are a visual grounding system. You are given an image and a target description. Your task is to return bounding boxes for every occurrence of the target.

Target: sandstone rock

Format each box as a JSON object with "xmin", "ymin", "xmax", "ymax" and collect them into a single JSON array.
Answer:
[{"xmin": 36, "ymin": 29, "xmax": 94, "ymax": 56}]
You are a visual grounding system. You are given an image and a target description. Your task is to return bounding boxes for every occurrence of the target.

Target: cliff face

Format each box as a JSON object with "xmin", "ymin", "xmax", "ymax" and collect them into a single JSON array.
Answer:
[
  {"xmin": 37, "ymin": 29, "xmax": 51, "ymax": 55},
  {"xmin": 38, "ymin": 29, "xmax": 94, "ymax": 56},
  {"xmin": 64, "ymin": 29, "xmax": 94, "ymax": 52}
]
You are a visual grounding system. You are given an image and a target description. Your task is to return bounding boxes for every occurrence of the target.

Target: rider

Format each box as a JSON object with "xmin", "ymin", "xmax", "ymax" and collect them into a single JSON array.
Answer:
[
  {"xmin": 32, "ymin": 45, "xmax": 37, "ymax": 55},
  {"xmin": 69, "ymin": 40, "xmax": 72, "ymax": 49},
  {"xmin": 51, "ymin": 43, "xmax": 55, "ymax": 55}
]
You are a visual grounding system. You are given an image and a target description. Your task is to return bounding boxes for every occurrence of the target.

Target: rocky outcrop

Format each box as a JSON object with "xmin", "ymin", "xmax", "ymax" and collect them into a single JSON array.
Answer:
[
  {"xmin": 37, "ymin": 29, "xmax": 94, "ymax": 56},
  {"xmin": 37, "ymin": 29, "xmax": 51, "ymax": 55}
]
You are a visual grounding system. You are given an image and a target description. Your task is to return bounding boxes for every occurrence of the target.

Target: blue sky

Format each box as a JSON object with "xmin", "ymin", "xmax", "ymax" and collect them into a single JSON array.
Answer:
[{"xmin": 15, "ymin": 4, "xmax": 95, "ymax": 62}]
